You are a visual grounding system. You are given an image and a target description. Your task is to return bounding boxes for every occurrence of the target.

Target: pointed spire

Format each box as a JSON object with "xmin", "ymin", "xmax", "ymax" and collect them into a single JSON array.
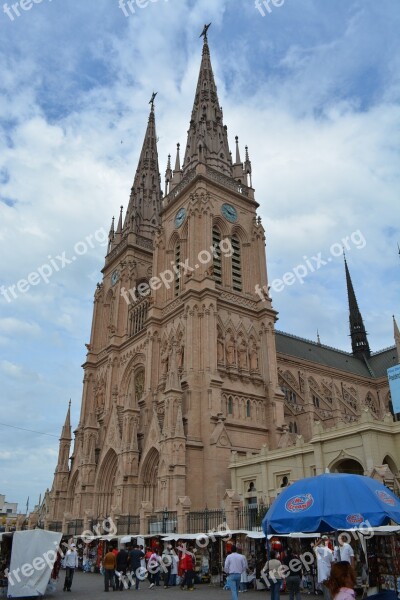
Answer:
[
  {"xmin": 124, "ymin": 100, "xmax": 162, "ymax": 239},
  {"xmin": 108, "ymin": 216, "xmax": 115, "ymax": 252},
  {"xmin": 175, "ymin": 143, "xmax": 181, "ymax": 171},
  {"xmin": 61, "ymin": 400, "xmax": 72, "ymax": 440},
  {"xmin": 183, "ymin": 30, "xmax": 232, "ymax": 177},
  {"xmin": 393, "ymin": 315, "xmax": 400, "ymax": 363},
  {"xmin": 317, "ymin": 330, "xmax": 321, "ymax": 345},
  {"xmin": 171, "ymin": 144, "xmax": 182, "ymax": 189},
  {"xmin": 115, "ymin": 206, "xmax": 123, "ymax": 242},
  {"xmin": 165, "ymin": 154, "xmax": 172, "ymax": 196},
  {"xmin": 235, "ymin": 136, "xmax": 241, "ymax": 164},
  {"xmin": 244, "ymin": 145, "xmax": 252, "ymax": 187},
  {"xmin": 344, "ymin": 255, "xmax": 371, "ymax": 359}
]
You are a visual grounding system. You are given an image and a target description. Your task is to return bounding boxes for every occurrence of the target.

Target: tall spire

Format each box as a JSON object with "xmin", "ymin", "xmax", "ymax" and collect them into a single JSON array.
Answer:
[
  {"xmin": 393, "ymin": 315, "xmax": 400, "ymax": 363},
  {"xmin": 182, "ymin": 25, "xmax": 232, "ymax": 177},
  {"xmin": 124, "ymin": 98, "xmax": 162, "ymax": 239},
  {"xmin": 61, "ymin": 399, "xmax": 72, "ymax": 440},
  {"xmin": 344, "ymin": 256, "xmax": 371, "ymax": 359}
]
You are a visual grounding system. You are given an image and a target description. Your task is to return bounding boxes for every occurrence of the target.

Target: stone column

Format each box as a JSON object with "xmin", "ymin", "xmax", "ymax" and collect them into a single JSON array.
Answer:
[
  {"xmin": 139, "ymin": 501, "xmax": 153, "ymax": 535},
  {"xmin": 176, "ymin": 496, "xmax": 191, "ymax": 534}
]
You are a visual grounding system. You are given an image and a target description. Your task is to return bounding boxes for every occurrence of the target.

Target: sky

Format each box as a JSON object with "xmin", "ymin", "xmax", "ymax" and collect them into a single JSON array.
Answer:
[{"xmin": 0, "ymin": 0, "xmax": 399, "ymax": 511}]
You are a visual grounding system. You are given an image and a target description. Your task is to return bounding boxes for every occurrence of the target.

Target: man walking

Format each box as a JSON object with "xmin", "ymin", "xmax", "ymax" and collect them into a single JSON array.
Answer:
[
  {"xmin": 314, "ymin": 536, "xmax": 333, "ymax": 600},
  {"xmin": 116, "ymin": 546, "xmax": 129, "ymax": 591},
  {"xmin": 63, "ymin": 543, "xmax": 78, "ymax": 592},
  {"xmin": 128, "ymin": 544, "xmax": 145, "ymax": 590},
  {"xmin": 224, "ymin": 545, "xmax": 247, "ymax": 600},
  {"xmin": 103, "ymin": 546, "xmax": 117, "ymax": 592}
]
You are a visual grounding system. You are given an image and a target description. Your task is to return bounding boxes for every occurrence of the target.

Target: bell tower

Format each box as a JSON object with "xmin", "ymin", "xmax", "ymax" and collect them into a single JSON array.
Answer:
[{"xmin": 148, "ymin": 26, "xmax": 285, "ymax": 508}]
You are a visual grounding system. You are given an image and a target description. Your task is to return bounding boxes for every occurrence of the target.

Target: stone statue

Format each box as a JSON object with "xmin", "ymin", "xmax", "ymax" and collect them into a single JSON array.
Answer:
[
  {"xmin": 238, "ymin": 338, "xmax": 248, "ymax": 369},
  {"xmin": 250, "ymin": 342, "xmax": 259, "ymax": 371},
  {"xmin": 226, "ymin": 335, "xmax": 236, "ymax": 366}
]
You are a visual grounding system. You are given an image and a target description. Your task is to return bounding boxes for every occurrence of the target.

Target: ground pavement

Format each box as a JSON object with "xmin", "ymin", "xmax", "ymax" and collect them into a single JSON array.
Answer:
[{"xmin": 44, "ymin": 571, "xmax": 320, "ymax": 600}]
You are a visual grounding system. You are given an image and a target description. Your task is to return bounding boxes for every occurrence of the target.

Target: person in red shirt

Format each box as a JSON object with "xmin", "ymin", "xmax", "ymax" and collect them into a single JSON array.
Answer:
[{"xmin": 179, "ymin": 547, "xmax": 195, "ymax": 591}]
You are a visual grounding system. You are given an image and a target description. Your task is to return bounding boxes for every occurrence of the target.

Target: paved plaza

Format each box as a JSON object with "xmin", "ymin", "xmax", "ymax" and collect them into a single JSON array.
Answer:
[{"xmin": 44, "ymin": 571, "xmax": 319, "ymax": 600}]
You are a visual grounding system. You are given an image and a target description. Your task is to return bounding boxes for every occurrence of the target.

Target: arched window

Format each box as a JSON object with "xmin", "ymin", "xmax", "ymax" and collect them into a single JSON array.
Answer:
[
  {"xmin": 228, "ymin": 396, "xmax": 233, "ymax": 415},
  {"xmin": 212, "ymin": 227, "xmax": 222, "ymax": 284},
  {"xmin": 174, "ymin": 242, "xmax": 181, "ymax": 297},
  {"xmin": 231, "ymin": 235, "xmax": 242, "ymax": 292},
  {"xmin": 246, "ymin": 399, "xmax": 251, "ymax": 418}
]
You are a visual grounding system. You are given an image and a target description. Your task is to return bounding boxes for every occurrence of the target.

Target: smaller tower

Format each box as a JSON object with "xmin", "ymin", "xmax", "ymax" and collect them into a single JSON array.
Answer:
[
  {"xmin": 344, "ymin": 256, "xmax": 371, "ymax": 358},
  {"xmin": 49, "ymin": 401, "xmax": 72, "ymax": 521}
]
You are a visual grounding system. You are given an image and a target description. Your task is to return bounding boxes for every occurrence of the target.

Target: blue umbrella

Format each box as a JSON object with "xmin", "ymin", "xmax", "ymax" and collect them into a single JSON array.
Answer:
[{"xmin": 262, "ymin": 473, "xmax": 400, "ymax": 535}]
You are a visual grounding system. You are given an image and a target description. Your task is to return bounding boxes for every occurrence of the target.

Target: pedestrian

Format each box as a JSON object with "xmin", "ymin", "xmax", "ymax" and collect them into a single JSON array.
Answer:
[
  {"xmin": 116, "ymin": 546, "xmax": 129, "ymax": 591},
  {"xmin": 283, "ymin": 547, "xmax": 302, "ymax": 600},
  {"xmin": 103, "ymin": 546, "xmax": 117, "ymax": 592},
  {"xmin": 127, "ymin": 544, "xmax": 145, "ymax": 590},
  {"xmin": 180, "ymin": 546, "xmax": 195, "ymax": 591},
  {"xmin": 238, "ymin": 549, "xmax": 249, "ymax": 593},
  {"xmin": 224, "ymin": 545, "xmax": 247, "ymax": 600},
  {"xmin": 314, "ymin": 536, "xmax": 333, "ymax": 600},
  {"xmin": 148, "ymin": 548, "xmax": 161, "ymax": 589},
  {"xmin": 325, "ymin": 561, "xmax": 357, "ymax": 600},
  {"xmin": 161, "ymin": 544, "xmax": 174, "ymax": 588},
  {"xmin": 63, "ymin": 543, "xmax": 78, "ymax": 592},
  {"xmin": 336, "ymin": 535, "xmax": 355, "ymax": 568},
  {"xmin": 262, "ymin": 550, "xmax": 282, "ymax": 600},
  {"xmin": 169, "ymin": 549, "xmax": 179, "ymax": 586}
]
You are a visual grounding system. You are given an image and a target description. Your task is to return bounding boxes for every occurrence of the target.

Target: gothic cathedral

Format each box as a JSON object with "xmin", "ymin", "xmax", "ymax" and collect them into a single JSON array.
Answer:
[{"xmin": 47, "ymin": 32, "xmax": 398, "ymax": 529}]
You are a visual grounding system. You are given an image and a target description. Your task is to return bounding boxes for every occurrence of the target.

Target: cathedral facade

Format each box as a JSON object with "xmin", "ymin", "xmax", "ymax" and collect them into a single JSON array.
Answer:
[{"xmin": 46, "ymin": 33, "xmax": 399, "ymax": 533}]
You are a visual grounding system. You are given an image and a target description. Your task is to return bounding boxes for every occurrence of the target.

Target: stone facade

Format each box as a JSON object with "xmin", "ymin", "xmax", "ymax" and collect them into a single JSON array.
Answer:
[{"xmin": 45, "ymin": 33, "xmax": 399, "ymax": 533}]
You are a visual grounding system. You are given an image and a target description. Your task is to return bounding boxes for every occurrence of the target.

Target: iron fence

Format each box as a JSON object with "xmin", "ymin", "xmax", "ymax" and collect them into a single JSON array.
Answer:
[
  {"xmin": 117, "ymin": 515, "xmax": 140, "ymax": 535},
  {"xmin": 48, "ymin": 521, "xmax": 63, "ymax": 533},
  {"xmin": 67, "ymin": 519, "xmax": 84, "ymax": 536},
  {"xmin": 148, "ymin": 511, "xmax": 177, "ymax": 534},
  {"xmin": 187, "ymin": 508, "xmax": 225, "ymax": 533},
  {"xmin": 235, "ymin": 504, "xmax": 269, "ymax": 531}
]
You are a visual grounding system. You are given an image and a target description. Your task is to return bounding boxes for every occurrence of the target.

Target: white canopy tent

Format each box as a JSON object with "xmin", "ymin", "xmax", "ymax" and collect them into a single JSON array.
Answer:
[{"xmin": 7, "ymin": 529, "xmax": 62, "ymax": 598}]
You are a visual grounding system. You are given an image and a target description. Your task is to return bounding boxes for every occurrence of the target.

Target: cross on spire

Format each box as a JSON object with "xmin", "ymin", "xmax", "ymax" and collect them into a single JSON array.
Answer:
[
  {"xmin": 200, "ymin": 23, "xmax": 211, "ymax": 41},
  {"xmin": 149, "ymin": 91, "xmax": 157, "ymax": 109}
]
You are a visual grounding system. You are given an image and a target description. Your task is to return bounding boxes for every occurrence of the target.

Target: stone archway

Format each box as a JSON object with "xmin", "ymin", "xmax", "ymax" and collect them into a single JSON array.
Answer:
[{"xmin": 331, "ymin": 458, "xmax": 364, "ymax": 475}]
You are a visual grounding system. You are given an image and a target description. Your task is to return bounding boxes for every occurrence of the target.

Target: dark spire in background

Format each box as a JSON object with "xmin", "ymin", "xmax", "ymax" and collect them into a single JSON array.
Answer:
[{"xmin": 344, "ymin": 255, "xmax": 371, "ymax": 359}]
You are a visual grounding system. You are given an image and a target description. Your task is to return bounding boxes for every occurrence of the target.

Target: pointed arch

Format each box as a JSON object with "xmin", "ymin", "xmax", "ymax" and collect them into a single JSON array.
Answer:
[
  {"xmin": 139, "ymin": 447, "xmax": 160, "ymax": 508},
  {"xmin": 383, "ymin": 455, "xmax": 398, "ymax": 475},
  {"xmin": 66, "ymin": 470, "xmax": 79, "ymax": 515},
  {"xmin": 95, "ymin": 449, "xmax": 118, "ymax": 518}
]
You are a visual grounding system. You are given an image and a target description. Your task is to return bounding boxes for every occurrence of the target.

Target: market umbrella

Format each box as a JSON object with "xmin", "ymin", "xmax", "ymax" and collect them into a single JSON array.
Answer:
[{"xmin": 262, "ymin": 473, "xmax": 400, "ymax": 535}]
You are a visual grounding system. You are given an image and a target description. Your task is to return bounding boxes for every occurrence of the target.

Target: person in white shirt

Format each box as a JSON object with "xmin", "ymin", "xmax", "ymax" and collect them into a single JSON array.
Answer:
[
  {"xmin": 314, "ymin": 536, "xmax": 333, "ymax": 600},
  {"xmin": 337, "ymin": 535, "xmax": 355, "ymax": 568},
  {"xmin": 224, "ymin": 546, "xmax": 247, "ymax": 600},
  {"xmin": 63, "ymin": 543, "xmax": 79, "ymax": 592}
]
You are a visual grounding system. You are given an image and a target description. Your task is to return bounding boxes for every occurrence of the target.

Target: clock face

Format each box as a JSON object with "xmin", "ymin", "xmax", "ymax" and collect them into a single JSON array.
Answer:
[
  {"xmin": 175, "ymin": 207, "xmax": 186, "ymax": 229},
  {"xmin": 221, "ymin": 203, "xmax": 238, "ymax": 223},
  {"xmin": 111, "ymin": 270, "xmax": 119, "ymax": 286}
]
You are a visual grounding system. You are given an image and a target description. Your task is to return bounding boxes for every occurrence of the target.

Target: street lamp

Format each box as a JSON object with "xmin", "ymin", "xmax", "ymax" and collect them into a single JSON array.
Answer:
[{"xmin": 162, "ymin": 507, "xmax": 168, "ymax": 534}]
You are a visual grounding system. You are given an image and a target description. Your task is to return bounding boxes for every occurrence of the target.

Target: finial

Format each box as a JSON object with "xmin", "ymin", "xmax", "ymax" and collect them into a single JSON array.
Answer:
[
  {"xmin": 245, "ymin": 145, "xmax": 250, "ymax": 161},
  {"xmin": 317, "ymin": 330, "xmax": 321, "ymax": 345},
  {"xmin": 200, "ymin": 23, "xmax": 211, "ymax": 41},
  {"xmin": 68, "ymin": 399, "xmax": 71, "ymax": 409},
  {"xmin": 149, "ymin": 91, "xmax": 157, "ymax": 109}
]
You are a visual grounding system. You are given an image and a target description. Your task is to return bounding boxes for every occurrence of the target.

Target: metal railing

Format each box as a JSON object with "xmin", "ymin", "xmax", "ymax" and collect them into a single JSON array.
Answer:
[
  {"xmin": 148, "ymin": 511, "xmax": 177, "ymax": 534},
  {"xmin": 117, "ymin": 515, "xmax": 140, "ymax": 535},
  {"xmin": 187, "ymin": 508, "xmax": 225, "ymax": 533}
]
